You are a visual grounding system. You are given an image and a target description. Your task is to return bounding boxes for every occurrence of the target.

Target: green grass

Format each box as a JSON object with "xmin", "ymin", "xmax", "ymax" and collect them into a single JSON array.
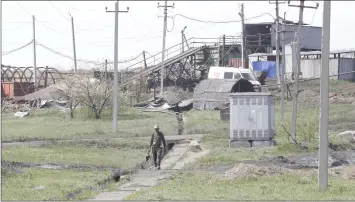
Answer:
[
  {"xmin": 189, "ymin": 102, "xmax": 354, "ymax": 168},
  {"xmin": 1, "ymin": 108, "xmax": 176, "ymax": 142},
  {"xmin": 125, "ymin": 171, "xmax": 355, "ymax": 200},
  {"xmin": 2, "ymin": 140, "xmax": 149, "ymax": 169},
  {"xmin": 1, "ymin": 168, "xmax": 111, "ymax": 201},
  {"xmin": 1, "ymin": 108, "xmax": 226, "ymax": 142}
]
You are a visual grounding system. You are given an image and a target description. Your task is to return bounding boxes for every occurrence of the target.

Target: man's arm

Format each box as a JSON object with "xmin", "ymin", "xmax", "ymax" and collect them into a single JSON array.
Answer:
[{"xmin": 149, "ymin": 134, "xmax": 154, "ymax": 148}]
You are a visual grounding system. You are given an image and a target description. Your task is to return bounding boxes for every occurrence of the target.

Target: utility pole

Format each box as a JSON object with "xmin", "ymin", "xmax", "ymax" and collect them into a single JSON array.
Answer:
[
  {"xmin": 319, "ymin": 0, "xmax": 331, "ymax": 191},
  {"xmin": 289, "ymin": 0, "xmax": 319, "ymax": 144},
  {"xmin": 104, "ymin": 59, "xmax": 108, "ymax": 78},
  {"xmin": 106, "ymin": 2, "xmax": 129, "ymax": 133},
  {"xmin": 158, "ymin": 0, "xmax": 175, "ymax": 94},
  {"xmin": 239, "ymin": 4, "xmax": 245, "ymax": 69},
  {"xmin": 32, "ymin": 15, "xmax": 37, "ymax": 89},
  {"xmin": 270, "ymin": 0, "xmax": 286, "ymax": 118},
  {"xmin": 70, "ymin": 14, "xmax": 78, "ymax": 74},
  {"xmin": 280, "ymin": 12, "xmax": 286, "ymax": 121},
  {"xmin": 142, "ymin": 51, "xmax": 148, "ymax": 69},
  {"xmin": 181, "ymin": 26, "xmax": 187, "ymax": 53},
  {"xmin": 291, "ymin": 0, "xmax": 304, "ymax": 144}
]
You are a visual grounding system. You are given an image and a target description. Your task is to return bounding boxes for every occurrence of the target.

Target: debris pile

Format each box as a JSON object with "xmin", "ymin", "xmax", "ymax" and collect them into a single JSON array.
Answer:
[
  {"xmin": 134, "ymin": 87, "xmax": 194, "ymax": 112},
  {"xmin": 1, "ymin": 85, "xmax": 70, "ymax": 116},
  {"xmin": 222, "ymin": 163, "xmax": 290, "ymax": 180}
]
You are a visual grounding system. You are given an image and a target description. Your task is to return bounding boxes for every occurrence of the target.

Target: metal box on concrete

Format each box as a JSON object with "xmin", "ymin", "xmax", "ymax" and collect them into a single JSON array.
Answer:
[{"xmin": 229, "ymin": 92, "xmax": 275, "ymax": 144}]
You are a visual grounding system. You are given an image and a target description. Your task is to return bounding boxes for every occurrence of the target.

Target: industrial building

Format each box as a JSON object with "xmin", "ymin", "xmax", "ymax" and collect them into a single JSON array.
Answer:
[
  {"xmin": 245, "ymin": 22, "xmax": 322, "ymax": 54},
  {"xmin": 248, "ymin": 48, "xmax": 355, "ymax": 81}
]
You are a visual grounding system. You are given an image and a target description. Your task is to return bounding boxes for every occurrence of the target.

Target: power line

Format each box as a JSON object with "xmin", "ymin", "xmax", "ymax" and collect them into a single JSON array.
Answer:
[
  {"xmin": 167, "ymin": 11, "xmax": 275, "ymax": 32},
  {"xmin": 48, "ymin": 1, "xmax": 71, "ymax": 22},
  {"xmin": 2, "ymin": 40, "xmax": 33, "ymax": 56},
  {"xmin": 16, "ymin": 2, "xmax": 33, "ymax": 17},
  {"xmin": 36, "ymin": 42, "xmax": 142, "ymax": 65}
]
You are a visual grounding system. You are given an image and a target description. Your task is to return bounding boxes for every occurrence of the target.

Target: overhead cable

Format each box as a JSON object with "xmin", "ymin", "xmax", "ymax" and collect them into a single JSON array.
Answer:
[
  {"xmin": 36, "ymin": 42, "xmax": 142, "ymax": 65},
  {"xmin": 167, "ymin": 11, "xmax": 275, "ymax": 32},
  {"xmin": 2, "ymin": 40, "xmax": 33, "ymax": 56}
]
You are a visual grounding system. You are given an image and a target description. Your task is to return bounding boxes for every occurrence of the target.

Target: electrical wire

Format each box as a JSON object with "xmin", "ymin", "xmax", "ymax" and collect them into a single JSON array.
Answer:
[
  {"xmin": 36, "ymin": 42, "xmax": 143, "ymax": 65},
  {"xmin": 48, "ymin": 1, "xmax": 71, "ymax": 22},
  {"xmin": 2, "ymin": 40, "xmax": 33, "ymax": 56},
  {"xmin": 167, "ymin": 12, "xmax": 275, "ymax": 32},
  {"xmin": 16, "ymin": 2, "xmax": 33, "ymax": 17}
]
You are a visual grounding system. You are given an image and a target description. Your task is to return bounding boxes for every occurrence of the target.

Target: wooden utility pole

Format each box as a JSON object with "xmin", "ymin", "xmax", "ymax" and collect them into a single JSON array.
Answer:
[
  {"xmin": 106, "ymin": 2, "xmax": 129, "ymax": 133},
  {"xmin": 289, "ymin": 0, "xmax": 319, "ymax": 144},
  {"xmin": 104, "ymin": 59, "xmax": 108, "ymax": 78},
  {"xmin": 239, "ymin": 4, "xmax": 245, "ymax": 69},
  {"xmin": 142, "ymin": 51, "xmax": 148, "ymax": 69},
  {"xmin": 32, "ymin": 15, "xmax": 37, "ymax": 88},
  {"xmin": 319, "ymin": 0, "xmax": 331, "ymax": 191},
  {"xmin": 158, "ymin": 0, "xmax": 175, "ymax": 93},
  {"xmin": 70, "ymin": 14, "xmax": 78, "ymax": 74}
]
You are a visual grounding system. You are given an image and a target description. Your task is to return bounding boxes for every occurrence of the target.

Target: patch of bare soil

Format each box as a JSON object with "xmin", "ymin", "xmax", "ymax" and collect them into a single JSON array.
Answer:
[
  {"xmin": 330, "ymin": 165, "xmax": 355, "ymax": 180},
  {"xmin": 222, "ymin": 163, "xmax": 292, "ymax": 180}
]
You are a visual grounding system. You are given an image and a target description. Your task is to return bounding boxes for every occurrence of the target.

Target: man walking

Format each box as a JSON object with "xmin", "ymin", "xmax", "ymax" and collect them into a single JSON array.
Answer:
[{"xmin": 149, "ymin": 125, "xmax": 167, "ymax": 170}]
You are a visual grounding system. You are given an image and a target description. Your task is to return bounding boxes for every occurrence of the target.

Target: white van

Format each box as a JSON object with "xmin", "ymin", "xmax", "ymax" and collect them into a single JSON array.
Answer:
[{"xmin": 207, "ymin": 66, "xmax": 261, "ymax": 91}]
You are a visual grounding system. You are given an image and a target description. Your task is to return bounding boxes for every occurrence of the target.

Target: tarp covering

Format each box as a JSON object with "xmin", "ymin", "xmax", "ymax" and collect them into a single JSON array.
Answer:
[
  {"xmin": 193, "ymin": 79, "xmax": 240, "ymax": 110},
  {"xmin": 252, "ymin": 61, "xmax": 282, "ymax": 79}
]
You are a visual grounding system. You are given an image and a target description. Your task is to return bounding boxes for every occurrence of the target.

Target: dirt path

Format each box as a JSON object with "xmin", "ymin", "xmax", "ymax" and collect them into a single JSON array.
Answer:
[
  {"xmin": 90, "ymin": 142, "xmax": 210, "ymax": 201},
  {"xmin": 1, "ymin": 134, "xmax": 206, "ymax": 147}
]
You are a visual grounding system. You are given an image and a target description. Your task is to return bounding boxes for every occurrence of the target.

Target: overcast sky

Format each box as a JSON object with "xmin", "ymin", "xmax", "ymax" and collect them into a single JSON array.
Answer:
[{"xmin": 2, "ymin": 1, "xmax": 354, "ymax": 70}]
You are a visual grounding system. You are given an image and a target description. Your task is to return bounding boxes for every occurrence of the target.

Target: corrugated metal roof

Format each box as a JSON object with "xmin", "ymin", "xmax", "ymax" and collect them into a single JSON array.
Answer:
[{"xmin": 193, "ymin": 79, "xmax": 239, "ymax": 110}]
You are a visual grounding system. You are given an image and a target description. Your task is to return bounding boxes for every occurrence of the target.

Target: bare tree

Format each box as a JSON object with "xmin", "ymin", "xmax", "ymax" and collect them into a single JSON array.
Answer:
[
  {"xmin": 77, "ymin": 72, "xmax": 113, "ymax": 119},
  {"xmin": 57, "ymin": 75, "xmax": 82, "ymax": 118},
  {"xmin": 1, "ymin": 98, "xmax": 7, "ymax": 113}
]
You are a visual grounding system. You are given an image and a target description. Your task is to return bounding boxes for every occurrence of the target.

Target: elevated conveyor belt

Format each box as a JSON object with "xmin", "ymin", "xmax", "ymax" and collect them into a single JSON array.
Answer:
[{"xmin": 122, "ymin": 46, "xmax": 207, "ymax": 87}]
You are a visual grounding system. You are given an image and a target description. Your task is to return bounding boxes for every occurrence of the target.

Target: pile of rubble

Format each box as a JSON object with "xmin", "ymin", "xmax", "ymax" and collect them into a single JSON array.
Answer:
[
  {"xmin": 134, "ymin": 87, "xmax": 194, "ymax": 112},
  {"xmin": 2, "ymin": 85, "xmax": 70, "ymax": 117}
]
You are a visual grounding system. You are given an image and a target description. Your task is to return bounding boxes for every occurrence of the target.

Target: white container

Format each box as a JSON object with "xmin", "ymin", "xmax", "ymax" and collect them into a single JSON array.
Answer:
[{"xmin": 229, "ymin": 92, "xmax": 275, "ymax": 141}]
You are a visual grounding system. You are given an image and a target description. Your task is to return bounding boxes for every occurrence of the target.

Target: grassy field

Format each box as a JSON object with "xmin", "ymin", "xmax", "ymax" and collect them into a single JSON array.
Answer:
[
  {"xmin": 126, "ymin": 171, "xmax": 355, "ymax": 200},
  {"xmin": 2, "ymin": 80, "xmax": 354, "ymax": 200},
  {"xmin": 2, "ymin": 167, "xmax": 111, "ymax": 200},
  {"xmin": 1, "ymin": 108, "xmax": 228, "ymax": 142},
  {"xmin": 1, "ymin": 108, "xmax": 177, "ymax": 142},
  {"xmin": 124, "ymin": 99, "xmax": 355, "ymax": 200},
  {"xmin": 2, "ymin": 140, "xmax": 149, "ymax": 169}
]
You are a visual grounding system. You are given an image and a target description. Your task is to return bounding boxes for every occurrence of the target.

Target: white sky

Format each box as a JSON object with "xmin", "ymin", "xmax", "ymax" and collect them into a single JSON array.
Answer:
[{"xmin": 2, "ymin": 1, "xmax": 354, "ymax": 70}]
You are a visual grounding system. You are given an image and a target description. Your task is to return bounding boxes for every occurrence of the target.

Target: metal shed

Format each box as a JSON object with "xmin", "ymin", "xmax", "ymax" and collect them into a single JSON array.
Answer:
[{"xmin": 193, "ymin": 79, "xmax": 255, "ymax": 110}]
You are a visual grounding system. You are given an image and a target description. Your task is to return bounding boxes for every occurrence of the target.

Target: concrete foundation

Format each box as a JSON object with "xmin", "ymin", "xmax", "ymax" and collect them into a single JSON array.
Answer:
[
  {"xmin": 229, "ymin": 139, "xmax": 275, "ymax": 148},
  {"xmin": 251, "ymin": 140, "xmax": 276, "ymax": 147},
  {"xmin": 229, "ymin": 140, "xmax": 251, "ymax": 148}
]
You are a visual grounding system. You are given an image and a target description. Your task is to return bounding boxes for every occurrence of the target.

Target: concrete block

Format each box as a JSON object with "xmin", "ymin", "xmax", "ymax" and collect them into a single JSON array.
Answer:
[
  {"xmin": 251, "ymin": 140, "xmax": 276, "ymax": 147},
  {"xmin": 229, "ymin": 140, "xmax": 251, "ymax": 148}
]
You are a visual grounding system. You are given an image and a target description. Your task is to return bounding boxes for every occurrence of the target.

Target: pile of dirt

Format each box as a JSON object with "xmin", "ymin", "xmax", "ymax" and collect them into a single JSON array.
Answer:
[
  {"xmin": 24, "ymin": 86, "xmax": 68, "ymax": 101},
  {"xmin": 222, "ymin": 163, "xmax": 290, "ymax": 180}
]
